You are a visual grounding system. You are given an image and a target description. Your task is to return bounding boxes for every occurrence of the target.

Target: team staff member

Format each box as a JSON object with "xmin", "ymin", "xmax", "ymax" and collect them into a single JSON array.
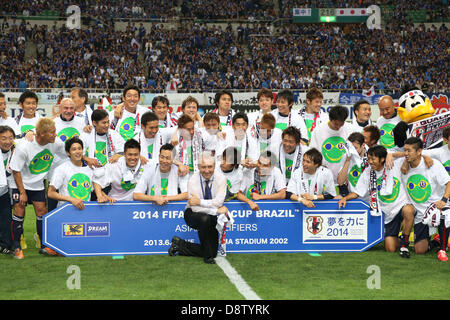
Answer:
[
  {"xmin": 0, "ymin": 125, "xmax": 14, "ymax": 254},
  {"xmin": 168, "ymin": 151, "xmax": 229, "ymax": 264}
]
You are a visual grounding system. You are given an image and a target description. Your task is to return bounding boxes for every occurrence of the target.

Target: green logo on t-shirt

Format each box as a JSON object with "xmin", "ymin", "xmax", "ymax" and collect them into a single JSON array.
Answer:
[
  {"xmin": 322, "ymin": 136, "xmax": 346, "ymax": 163},
  {"xmin": 285, "ymin": 158, "xmax": 293, "ymax": 179},
  {"xmin": 246, "ymin": 181, "xmax": 266, "ymax": 199},
  {"xmin": 96, "ymin": 141, "xmax": 107, "ymax": 166},
  {"xmin": 348, "ymin": 164, "xmax": 362, "ymax": 187},
  {"xmin": 406, "ymin": 174, "xmax": 431, "ymax": 203},
  {"xmin": 21, "ymin": 124, "xmax": 35, "ymax": 134},
  {"xmin": 58, "ymin": 127, "xmax": 80, "ymax": 142},
  {"xmin": 68, "ymin": 173, "xmax": 91, "ymax": 200},
  {"xmin": 29, "ymin": 149, "xmax": 53, "ymax": 174},
  {"xmin": 444, "ymin": 160, "xmax": 450, "ymax": 176},
  {"xmin": 120, "ymin": 117, "xmax": 136, "ymax": 140},
  {"xmin": 379, "ymin": 123, "xmax": 396, "ymax": 149}
]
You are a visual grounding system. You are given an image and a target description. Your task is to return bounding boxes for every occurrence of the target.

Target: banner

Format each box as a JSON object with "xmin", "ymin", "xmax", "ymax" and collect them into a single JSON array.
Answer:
[
  {"xmin": 409, "ymin": 110, "xmax": 450, "ymax": 149},
  {"xmin": 43, "ymin": 200, "xmax": 383, "ymax": 257}
]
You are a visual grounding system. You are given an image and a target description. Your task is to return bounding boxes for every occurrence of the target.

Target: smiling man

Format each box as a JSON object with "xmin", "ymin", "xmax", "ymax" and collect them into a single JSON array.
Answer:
[
  {"xmin": 376, "ymin": 95, "xmax": 401, "ymax": 150},
  {"xmin": 110, "ymin": 85, "xmax": 149, "ymax": 141},
  {"xmin": 338, "ymin": 145, "xmax": 415, "ymax": 258},
  {"xmin": 351, "ymin": 99, "xmax": 373, "ymax": 132},
  {"xmin": 168, "ymin": 151, "xmax": 229, "ymax": 264},
  {"xmin": 133, "ymin": 143, "xmax": 188, "ymax": 205},
  {"xmin": 15, "ymin": 90, "xmax": 41, "ymax": 137},
  {"xmin": 401, "ymin": 137, "xmax": 450, "ymax": 261},
  {"xmin": 9, "ymin": 118, "xmax": 67, "ymax": 258}
]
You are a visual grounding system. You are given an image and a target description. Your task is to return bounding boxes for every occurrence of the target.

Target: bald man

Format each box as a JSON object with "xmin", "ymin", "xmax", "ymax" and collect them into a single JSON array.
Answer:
[{"xmin": 376, "ymin": 96, "xmax": 402, "ymax": 151}]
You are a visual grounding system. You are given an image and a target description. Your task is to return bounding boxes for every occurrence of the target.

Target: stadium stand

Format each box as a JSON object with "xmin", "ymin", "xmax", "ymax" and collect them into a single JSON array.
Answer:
[{"xmin": 0, "ymin": 0, "xmax": 448, "ymax": 92}]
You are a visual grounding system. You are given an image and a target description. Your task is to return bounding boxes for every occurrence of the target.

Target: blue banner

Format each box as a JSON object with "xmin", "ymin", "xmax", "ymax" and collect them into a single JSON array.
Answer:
[
  {"xmin": 43, "ymin": 200, "xmax": 384, "ymax": 257},
  {"xmin": 339, "ymin": 93, "xmax": 383, "ymax": 106}
]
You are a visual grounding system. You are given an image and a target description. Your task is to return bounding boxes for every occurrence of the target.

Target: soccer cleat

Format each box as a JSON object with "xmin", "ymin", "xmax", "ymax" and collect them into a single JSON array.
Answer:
[
  {"xmin": 13, "ymin": 248, "xmax": 24, "ymax": 259},
  {"xmin": 0, "ymin": 247, "xmax": 13, "ymax": 255},
  {"xmin": 168, "ymin": 236, "xmax": 181, "ymax": 257},
  {"xmin": 34, "ymin": 233, "xmax": 41, "ymax": 249},
  {"xmin": 39, "ymin": 247, "xmax": 61, "ymax": 256},
  {"xmin": 20, "ymin": 234, "xmax": 27, "ymax": 250},
  {"xmin": 399, "ymin": 247, "xmax": 410, "ymax": 258},
  {"xmin": 437, "ymin": 250, "xmax": 448, "ymax": 262}
]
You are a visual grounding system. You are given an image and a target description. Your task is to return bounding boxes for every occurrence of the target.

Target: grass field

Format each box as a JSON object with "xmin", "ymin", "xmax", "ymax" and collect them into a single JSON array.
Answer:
[{"xmin": 1, "ymin": 206, "xmax": 449, "ymax": 301}]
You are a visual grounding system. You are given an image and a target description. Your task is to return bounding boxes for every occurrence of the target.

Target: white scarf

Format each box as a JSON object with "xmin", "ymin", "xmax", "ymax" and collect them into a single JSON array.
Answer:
[
  {"xmin": 0, "ymin": 151, "xmax": 7, "ymax": 188},
  {"xmin": 149, "ymin": 164, "xmax": 179, "ymax": 196},
  {"xmin": 119, "ymin": 157, "xmax": 142, "ymax": 185},
  {"xmin": 138, "ymin": 130, "xmax": 163, "ymax": 160},
  {"xmin": 178, "ymin": 129, "xmax": 204, "ymax": 173},
  {"xmin": 296, "ymin": 166, "xmax": 327, "ymax": 196},
  {"xmin": 87, "ymin": 130, "xmax": 115, "ymax": 164},
  {"xmin": 369, "ymin": 167, "xmax": 395, "ymax": 216},
  {"xmin": 279, "ymin": 144, "xmax": 302, "ymax": 179}
]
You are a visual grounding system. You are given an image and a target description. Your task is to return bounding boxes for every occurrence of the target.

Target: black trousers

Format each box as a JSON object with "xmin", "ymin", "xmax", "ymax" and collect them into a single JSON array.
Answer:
[
  {"xmin": 0, "ymin": 191, "xmax": 12, "ymax": 249},
  {"xmin": 178, "ymin": 208, "xmax": 218, "ymax": 260}
]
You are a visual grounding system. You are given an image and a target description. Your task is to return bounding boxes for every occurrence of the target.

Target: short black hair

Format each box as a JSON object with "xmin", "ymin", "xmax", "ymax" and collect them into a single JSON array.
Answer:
[
  {"xmin": 404, "ymin": 137, "xmax": 423, "ymax": 151},
  {"xmin": 91, "ymin": 109, "xmax": 109, "ymax": 123},
  {"xmin": 123, "ymin": 85, "xmax": 140, "ymax": 98},
  {"xmin": 177, "ymin": 114, "xmax": 194, "ymax": 129},
  {"xmin": 348, "ymin": 132, "xmax": 365, "ymax": 145},
  {"xmin": 367, "ymin": 145, "xmax": 388, "ymax": 160},
  {"xmin": 276, "ymin": 89, "xmax": 294, "ymax": 106},
  {"xmin": 282, "ymin": 126, "xmax": 302, "ymax": 144},
  {"xmin": 304, "ymin": 148, "xmax": 322, "ymax": 166},
  {"xmin": 124, "ymin": 138, "xmax": 141, "ymax": 152},
  {"xmin": 141, "ymin": 111, "xmax": 159, "ymax": 127},
  {"xmin": 151, "ymin": 96, "xmax": 169, "ymax": 108},
  {"xmin": 353, "ymin": 99, "xmax": 370, "ymax": 116},
  {"xmin": 443, "ymin": 126, "xmax": 450, "ymax": 140},
  {"xmin": 363, "ymin": 125, "xmax": 381, "ymax": 143},
  {"xmin": 65, "ymin": 136, "xmax": 84, "ymax": 153},
  {"xmin": 72, "ymin": 88, "xmax": 88, "ymax": 104},
  {"xmin": 214, "ymin": 90, "xmax": 233, "ymax": 105},
  {"xmin": 232, "ymin": 112, "xmax": 248, "ymax": 125},
  {"xmin": 222, "ymin": 146, "xmax": 241, "ymax": 169},
  {"xmin": 19, "ymin": 90, "xmax": 38, "ymax": 105},
  {"xmin": 0, "ymin": 125, "xmax": 15, "ymax": 136},
  {"xmin": 160, "ymin": 143, "xmax": 174, "ymax": 153},
  {"xmin": 329, "ymin": 105, "xmax": 349, "ymax": 122}
]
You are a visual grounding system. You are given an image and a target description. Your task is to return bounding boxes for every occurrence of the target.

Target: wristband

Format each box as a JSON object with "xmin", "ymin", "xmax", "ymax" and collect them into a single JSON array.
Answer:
[
  {"xmin": 313, "ymin": 195, "xmax": 318, "ymax": 200},
  {"xmin": 442, "ymin": 197, "xmax": 448, "ymax": 203}
]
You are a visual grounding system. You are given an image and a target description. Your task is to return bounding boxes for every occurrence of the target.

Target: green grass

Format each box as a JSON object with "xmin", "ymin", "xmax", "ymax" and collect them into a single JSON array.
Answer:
[{"xmin": 1, "ymin": 206, "xmax": 449, "ymax": 300}]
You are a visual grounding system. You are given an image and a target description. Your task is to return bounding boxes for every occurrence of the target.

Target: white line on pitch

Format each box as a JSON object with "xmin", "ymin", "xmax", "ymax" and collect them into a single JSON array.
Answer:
[{"xmin": 215, "ymin": 256, "xmax": 262, "ymax": 300}]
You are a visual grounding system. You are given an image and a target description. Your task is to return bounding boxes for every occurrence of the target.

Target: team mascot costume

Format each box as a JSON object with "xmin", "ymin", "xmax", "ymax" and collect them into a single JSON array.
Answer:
[{"xmin": 393, "ymin": 85, "xmax": 449, "ymax": 149}]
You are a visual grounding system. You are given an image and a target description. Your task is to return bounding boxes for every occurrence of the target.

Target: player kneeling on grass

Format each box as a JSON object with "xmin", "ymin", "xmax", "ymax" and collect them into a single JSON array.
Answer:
[
  {"xmin": 338, "ymin": 145, "xmax": 415, "ymax": 258},
  {"xmin": 401, "ymin": 137, "xmax": 450, "ymax": 262},
  {"xmin": 287, "ymin": 148, "xmax": 337, "ymax": 208},
  {"xmin": 48, "ymin": 137, "xmax": 99, "ymax": 210},
  {"xmin": 133, "ymin": 143, "xmax": 188, "ymax": 205}
]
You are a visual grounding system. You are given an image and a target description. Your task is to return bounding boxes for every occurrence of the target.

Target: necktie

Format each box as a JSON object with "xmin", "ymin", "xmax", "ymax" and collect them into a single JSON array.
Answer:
[{"xmin": 204, "ymin": 180, "xmax": 212, "ymax": 200}]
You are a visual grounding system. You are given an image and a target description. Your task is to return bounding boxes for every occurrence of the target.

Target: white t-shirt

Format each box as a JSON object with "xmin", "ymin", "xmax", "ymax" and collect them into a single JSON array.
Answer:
[
  {"xmin": 0, "ymin": 117, "xmax": 19, "ymax": 136},
  {"xmin": 216, "ymin": 166, "xmax": 243, "ymax": 201},
  {"xmin": 9, "ymin": 138, "xmax": 66, "ymax": 190},
  {"xmin": 287, "ymin": 166, "xmax": 336, "ymax": 198},
  {"xmin": 54, "ymin": 116, "xmax": 85, "ymax": 143},
  {"xmin": 271, "ymin": 109, "xmax": 308, "ymax": 141},
  {"xmin": 50, "ymin": 161, "xmax": 94, "ymax": 207},
  {"xmin": 376, "ymin": 114, "xmax": 401, "ymax": 150},
  {"xmin": 134, "ymin": 162, "xmax": 188, "ymax": 196},
  {"xmin": 256, "ymin": 127, "xmax": 282, "ymax": 157},
  {"xmin": 298, "ymin": 108, "xmax": 329, "ymax": 140},
  {"xmin": 309, "ymin": 121, "xmax": 353, "ymax": 184},
  {"xmin": 222, "ymin": 126, "xmax": 259, "ymax": 163},
  {"xmin": 16, "ymin": 114, "xmax": 41, "ymax": 135},
  {"xmin": 240, "ymin": 167, "xmax": 286, "ymax": 199},
  {"xmin": 401, "ymin": 158, "xmax": 450, "ymax": 224},
  {"xmin": 422, "ymin": 145, "xmax": 450, "ymax": 175},
  {"xmin": 355, "ymin": 160, "xmax": 409, "ymax": 224},
  {"xmin": 109, "ymin": 105, "xmax": 150, "ymax": 141},
  {"xmin": 93, "ymin": 157, "xmax": 150, "ymax": 201},
  {"xmin": 135, "ymin": 128, "xmax": 173, "ymax": 161},
  {"xmin": 277, "ymin": 144, "xmax": 310, "ymax": 184},
  {"xmin": 80, "ymin": 129, "xmax": 125, "ymax": 166},
  {"xmin": 74, "ymin": 105, "xmax": 93, "ymax": 127}
]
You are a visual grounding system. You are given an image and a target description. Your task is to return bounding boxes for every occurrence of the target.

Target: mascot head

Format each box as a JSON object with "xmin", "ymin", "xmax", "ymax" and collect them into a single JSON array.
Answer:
[{"xmin": 397, "ymin": 85, "xmax": 435, "ymax": 123}]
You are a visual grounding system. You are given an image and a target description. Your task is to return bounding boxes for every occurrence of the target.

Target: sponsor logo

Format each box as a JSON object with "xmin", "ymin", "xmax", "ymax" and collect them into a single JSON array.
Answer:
[{"xmin": 62, "ymin": 222, "xmax": 110, "ymax": 237}]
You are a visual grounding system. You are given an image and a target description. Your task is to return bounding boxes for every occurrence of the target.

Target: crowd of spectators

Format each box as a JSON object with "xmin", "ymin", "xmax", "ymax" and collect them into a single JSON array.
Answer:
[{"xmin": 0, "ymin": 1, "xmax": 448, "ymax": 93}]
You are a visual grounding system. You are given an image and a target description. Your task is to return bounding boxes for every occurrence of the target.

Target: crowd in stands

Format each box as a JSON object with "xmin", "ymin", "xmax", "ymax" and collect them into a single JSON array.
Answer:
[{"xmin": 0, "ymin": 0, "xmax": 448, "ymax": 92}]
